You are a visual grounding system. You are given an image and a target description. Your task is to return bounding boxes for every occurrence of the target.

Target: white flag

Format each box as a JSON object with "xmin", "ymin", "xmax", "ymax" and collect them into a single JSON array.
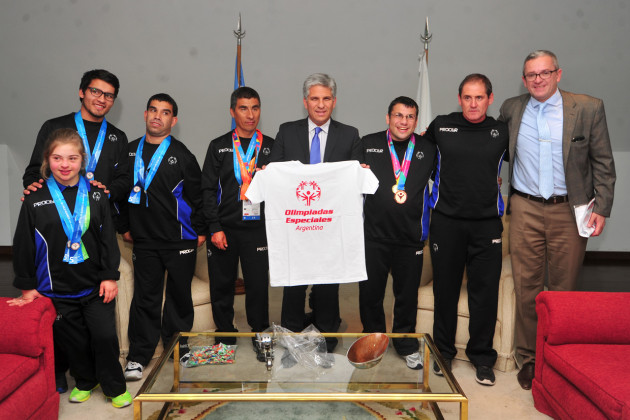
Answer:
[{"xmin": 415, "ymin": 51, "xmax": 432, "ymax": 134}]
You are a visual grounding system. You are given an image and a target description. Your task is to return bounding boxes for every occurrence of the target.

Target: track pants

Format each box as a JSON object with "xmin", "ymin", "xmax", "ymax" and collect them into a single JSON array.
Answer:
[
  {"xmin": 360, "ymin": 239, "xmax": 424, "ymax": 356},
  {"xmin": 430, "ymin": 211, "xmax": 502, "ymax": 367},
  {"xmin": 127, "ymin": 246, "xmax": 196, "ymax": 365}
]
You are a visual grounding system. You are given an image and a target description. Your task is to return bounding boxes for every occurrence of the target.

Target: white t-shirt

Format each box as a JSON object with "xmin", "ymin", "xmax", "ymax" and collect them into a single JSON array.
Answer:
[{"xmin": 246, "ymin": 160, "xmax": 379, "ymax": 287}]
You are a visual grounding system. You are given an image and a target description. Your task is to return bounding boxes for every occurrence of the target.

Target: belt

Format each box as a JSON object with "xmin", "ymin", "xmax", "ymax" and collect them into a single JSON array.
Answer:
[{"xmin": 511, "ymin": 188, "xmax": 568, "ymax": 204}]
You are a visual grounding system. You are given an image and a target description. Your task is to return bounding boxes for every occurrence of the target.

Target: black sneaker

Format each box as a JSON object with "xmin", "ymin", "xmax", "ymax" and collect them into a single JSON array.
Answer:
[
  {"xmin": 475, "ymin": 365, "xmax": 496, "ymax": 386},
  {"xmin": 433, "ymin": 359, "xmax": 452, "ymax": 377},
  {"xmin": 55, "ymin": 371, "xmax": 68, "ymax": 394}
]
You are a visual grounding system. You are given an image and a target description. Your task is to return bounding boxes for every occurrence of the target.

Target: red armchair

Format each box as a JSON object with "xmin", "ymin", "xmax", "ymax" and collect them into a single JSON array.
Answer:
[
  {"xmin": 534, "ymin": 291, "xmax": 630, "ymax": 420},
  {"xmin": 0, "ymin": 297, "xmax": 59, "ymax": 419}
]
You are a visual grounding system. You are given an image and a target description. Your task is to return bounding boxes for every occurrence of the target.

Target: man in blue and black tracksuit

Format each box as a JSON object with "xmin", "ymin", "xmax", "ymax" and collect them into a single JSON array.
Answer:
[
  {"xmin": 423, "ymin": 74, "xmax": 508, "ymax": 386},
  {"xmin": 119, "ymin": 93, "xmax": 206, "ymax": 381}
]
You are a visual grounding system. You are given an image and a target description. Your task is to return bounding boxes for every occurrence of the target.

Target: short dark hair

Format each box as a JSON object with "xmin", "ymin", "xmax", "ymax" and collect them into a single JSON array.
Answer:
[
  {"xmin": 146, "ymin": 93, "xmax": 178, "ymax": 116},
  {"xmin": 79, "ymin": 69, "xmax": 120, "ymax": 98},
  {"xmin": 458, "ymin": 73, "xmax": 493, "ymax": 96},
  {"xmin": 230, "ymin": 86, "xmax": 261, "ymax": 110},
  {"xmin": 387, "ymin": 96, "xmax": 419, "ymax": 116}
]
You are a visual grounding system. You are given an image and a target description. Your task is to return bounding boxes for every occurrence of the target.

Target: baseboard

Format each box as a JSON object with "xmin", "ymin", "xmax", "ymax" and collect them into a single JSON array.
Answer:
[{"xmin": 584, "ymin": 251, "xmax": 630, "ymax": 264}]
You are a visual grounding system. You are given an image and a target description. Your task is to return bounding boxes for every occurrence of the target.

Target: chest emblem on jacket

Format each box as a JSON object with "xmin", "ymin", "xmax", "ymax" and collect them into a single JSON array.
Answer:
[
  {"xmin": 490, "ymin": 129, "xmax": 499, "ymax": 138},
  {"xmin": 109, "ymin": 134, "xmax": 118, "ymax": 142},
  {"xmin": 262, "ymin": 147, "xmax": 271, "ymax": 155},
  {"xmin": 416, "ymin": 151, "xmax": 424, "ymax": 160},
  {"xmin": 168, "ymin": 156, "xmax": 177, "ymax": 165},
  {"xmin": 92, "ymin": 191, "xmax": 101, "ymax": 202}
]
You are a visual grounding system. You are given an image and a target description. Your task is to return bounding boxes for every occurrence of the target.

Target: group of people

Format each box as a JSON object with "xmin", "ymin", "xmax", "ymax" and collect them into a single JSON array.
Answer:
[{"xmin": 8, "ymin": 48, "xmax": 615, "ymax": 411}]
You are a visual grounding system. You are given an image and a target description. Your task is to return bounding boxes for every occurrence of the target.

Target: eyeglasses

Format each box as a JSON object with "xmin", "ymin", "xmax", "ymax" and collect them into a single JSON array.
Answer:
[
  {"xmin": 86, "ymin": 87, "xmax": 116, "ymax": 101},
  {"xmin": 523, "ymin": 69, "xmax": 558, "ymax": 82},
  {"xmin": 391, "ymin": 113, "xmax": 417, "ymax": 121}
]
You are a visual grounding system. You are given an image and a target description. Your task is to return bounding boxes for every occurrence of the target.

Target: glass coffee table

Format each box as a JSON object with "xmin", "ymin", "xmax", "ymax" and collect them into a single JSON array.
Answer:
[{"xmin": 134, "ymin": 332, "xmax": 467, "ymax": 420}]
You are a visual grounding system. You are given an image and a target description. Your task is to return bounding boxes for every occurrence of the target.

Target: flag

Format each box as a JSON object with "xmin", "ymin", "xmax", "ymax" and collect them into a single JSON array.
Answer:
[
  {"xmin": 415, "ymin": 50, "xmax": 432, "ymax": 134},
  {"xmin": 231, "ymin": 55, "xmax": 245, "ymax": 130}
]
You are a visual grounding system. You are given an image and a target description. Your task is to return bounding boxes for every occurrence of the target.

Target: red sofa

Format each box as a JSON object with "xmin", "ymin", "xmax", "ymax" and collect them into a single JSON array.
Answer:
[
  {"xmin": 0, "ymin": 297, "xmax": 59, "ymax": 419},
  {"xmin": 533, "ymin": 291, "xmax": 630, "ymax": 420}
]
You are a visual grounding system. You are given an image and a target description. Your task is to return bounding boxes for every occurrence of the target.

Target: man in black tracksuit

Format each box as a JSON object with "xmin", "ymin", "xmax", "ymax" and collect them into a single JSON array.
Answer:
[
  {"xmin": 21, "ymin": 69, "xmax": 129, "ymax": 393},
  {"xmin": 361, "ymin": 96, "xmax": 436, "ymax": 369},
  {"xmin": 120, "ymin": 93, "xmax": 206, "ymax": 381},
  {"xmin": 201, "ymin": 87, "xmax": 273, "ymax": 346},
  {"xmin": 23, "ymin": 69, "xmax": 130, "ymax": 218},
  {"xmin": 424, "ymin": 74, "xmax": 508, "ymax": 386}
]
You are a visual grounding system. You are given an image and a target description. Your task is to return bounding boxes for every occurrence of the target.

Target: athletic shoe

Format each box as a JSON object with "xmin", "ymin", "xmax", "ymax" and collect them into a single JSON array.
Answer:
[
  {"xmin": 56, "ymin": 372, "xmax": 68, "ymax": 394},
  {"xmin": 124, "ymin": 361, "xmax": 143, "ymax": 381},
  {"xmin": 404, "ymin": 352, "xmax": 423, "ymax": 370},
  {"xmin": 475, "ymin": 365, "xmax": 496, "ymax": 386},
  {"xmin": 108, "ymin": 390, "xmax": 133, "ymax": 408},
  {"xmin": 433, "ymin": 358, "xmax": 452, "ymax": 377},
  {"xmin": 69, "ymin": 384, "xmax": 99, "ymax": 403}
]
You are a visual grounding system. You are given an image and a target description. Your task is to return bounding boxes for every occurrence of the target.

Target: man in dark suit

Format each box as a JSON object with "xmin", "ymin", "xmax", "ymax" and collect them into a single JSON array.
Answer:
[
  {"xmin": 499, "ymin": 50, "xmax": 616, "ymax": 390},
  {"xmin": 270, "ymin": 73, "xmax": 362, "ymax": 352}
]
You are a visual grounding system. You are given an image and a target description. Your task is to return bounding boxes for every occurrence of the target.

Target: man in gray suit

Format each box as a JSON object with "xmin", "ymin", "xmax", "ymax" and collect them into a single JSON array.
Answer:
[
  {"xmin": 499, "ymin": 50, "xmax": 616, "ymax": 390},
  {"xmin": 270, "ymin": 73, "xmax": 362, "ymax": 352}
]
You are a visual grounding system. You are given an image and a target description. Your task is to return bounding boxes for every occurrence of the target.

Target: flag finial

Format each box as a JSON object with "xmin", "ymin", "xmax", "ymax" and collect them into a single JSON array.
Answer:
[
  {"xmin": 420, "ymin": 17, "xmax": 432, "ymax": 52},
  {"xmin": 234, "ymin": 13, "xmax": 246, "ymax": 46}
]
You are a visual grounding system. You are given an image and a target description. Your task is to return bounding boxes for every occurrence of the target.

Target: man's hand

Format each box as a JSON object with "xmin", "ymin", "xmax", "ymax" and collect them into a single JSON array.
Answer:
[
  {"xmin": 22, "ymin": 179, "xmax": 44, "ymax": 201},
  {"xmin": 122, "ymin": 231, "xmax": 133, "ymax": 243},
  {"xmin": 211, "ymin": 231, "xmax": 228, "ymax": 250},
  {"xmin": 99, "ymin": 280, "xmax": 118, "ymax": 303},
  {"xmin": 197, "ymin": 235, "xmax": 207, "ymax": 248},
  {"xmin": 588, "ymin": 212, "xmax": 606, "ymax": 237},
  {"xmin": 498, "ymin": 176, "xmax": 503, "ymax": 187},
  {"xmin": 89, "ymin": 180, "xmax": 110, "ymax": 194},
  {"xmin": 360, "ymin": 163, "xmax": 371, "ymax": 169},
  {"xmin": 7, "ymin": 289, "xmax": 44, "ymax": 306}
]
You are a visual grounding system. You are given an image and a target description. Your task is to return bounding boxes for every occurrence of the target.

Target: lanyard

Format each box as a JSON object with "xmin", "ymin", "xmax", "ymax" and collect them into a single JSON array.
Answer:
[
  {"xmin": 128, "ymin": 135, "xmax": 171, "ymax": 206},
  {"xmin": 47, "ymin": 176, "xmax": 90, "ymax": 264},
  {"xmin": 387, "ymin": 129, "xmax": 416, "ymax": 192},
  {"xmin": 74, "ymin": 111, "xmax": 107, "ymax": 180},
  {"xmin": 232, "ymin": 129, "xmax": 262, "ymax": 201}
]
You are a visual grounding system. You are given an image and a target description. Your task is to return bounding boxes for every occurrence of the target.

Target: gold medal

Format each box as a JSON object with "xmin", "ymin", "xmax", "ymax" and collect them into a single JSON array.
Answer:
[
  {"xmin": 394, "ymin": 190, "xmax": 407, "ymax": 204},
  {"xmin": 392, "ymin": 184, "xmax": 398, "ymax": 194},
  {"xmin": 133, "ymin": 186, "xmax": 141, "ymax": 193},
  {"xmin": 70, "ymin": 242, "xmax": 81, "ymax": 251},
  {"xmin": 86, "ymin": 172, "xmax": 94, "ymax": 180}
]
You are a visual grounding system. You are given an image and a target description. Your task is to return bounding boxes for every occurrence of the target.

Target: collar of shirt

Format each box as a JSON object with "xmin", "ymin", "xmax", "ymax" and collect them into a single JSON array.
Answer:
[
  {"xmin": 528, "ymin": 88, "xmax": 562, "ymax": 110},
  {"xmin": 55, "ymin": 179, "xmax": 79, "ymax": 192},
  {"xmin": 308, "ymin": 118, "xmax": 331, "ymax": 135}
]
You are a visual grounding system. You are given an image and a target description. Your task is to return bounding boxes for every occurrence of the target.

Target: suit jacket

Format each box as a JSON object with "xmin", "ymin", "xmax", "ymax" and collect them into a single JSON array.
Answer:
[
  {"xmin": 270, "ymin": 118, "xmax": 362, "ymax": 163},
  {"xmin": 499, "ymin": 89, "xmax": 615, "ymax": 217}
]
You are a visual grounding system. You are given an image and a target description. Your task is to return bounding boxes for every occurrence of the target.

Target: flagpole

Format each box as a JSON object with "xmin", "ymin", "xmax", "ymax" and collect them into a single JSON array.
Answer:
[
  {"xmin": 234, "ymin": 13, "xmax": 246, "ymax": 87},
  {"xmin": 420, "ymin": 17, "xmax": 432, "ymax": 65}
]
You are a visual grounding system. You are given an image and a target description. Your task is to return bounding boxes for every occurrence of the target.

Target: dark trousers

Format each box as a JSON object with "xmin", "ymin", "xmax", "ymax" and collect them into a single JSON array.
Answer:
[
  {"xmin": 128, "ymin": 246, "xmax": 196, "ymax": 366},
  {"xmin": 360, "ymin": 239, "xmax": 423, "ymax": 356},
  {"xmin": 208, "ymin": 226, "xmax": 270, "ymax": 341},
  {"xmin": 52, "ymin": 291, "xmax": 125, "ymax": 397},
  {"xmin": 430, "ymin": 211, "xmax": 502, "ymax": 367},
  {"xmin": 281, "ymin": 283, "xmax": 341, "ymax": 352}
]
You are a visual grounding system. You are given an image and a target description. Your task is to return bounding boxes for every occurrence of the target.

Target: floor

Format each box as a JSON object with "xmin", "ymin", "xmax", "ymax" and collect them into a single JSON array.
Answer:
[{"xmin": 1, "ymin": 254, "xmax": 629, "ymax": 419}]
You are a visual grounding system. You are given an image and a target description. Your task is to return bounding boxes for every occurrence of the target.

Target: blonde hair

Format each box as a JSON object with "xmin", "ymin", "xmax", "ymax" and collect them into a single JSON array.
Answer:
[{"xmin": 40, "ymin": 128, "xmax": 87, "ymax": 180}]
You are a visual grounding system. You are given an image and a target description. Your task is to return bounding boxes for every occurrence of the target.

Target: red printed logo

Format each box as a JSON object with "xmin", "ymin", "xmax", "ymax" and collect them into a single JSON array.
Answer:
[{"xmin": 296, "ymin": 181, "xmax": 321, "ymax": 206}]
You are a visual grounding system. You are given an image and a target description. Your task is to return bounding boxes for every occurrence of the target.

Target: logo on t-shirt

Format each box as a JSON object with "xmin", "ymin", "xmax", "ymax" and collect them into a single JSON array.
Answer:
[
  {"xmin": 92, "ymin": 191, "xmax": 101, "ymax": 202},
  {"xmin": 168, "ymin": 156, "xmax": 177, "ymax": 165},
  {"xmin": 109, "ymin": 134, "xmax": 118, "ymax": 142},
  {"xmin": 262, "ymin": 147, "xmax": 271, "ymax": 155},
  {"xmin": 490, "ymin": 129, "xmax": 499, "ymax": 138},
  {"xmin": 296, "ymin": 181, "xmax": 321, "ymax": 206}
]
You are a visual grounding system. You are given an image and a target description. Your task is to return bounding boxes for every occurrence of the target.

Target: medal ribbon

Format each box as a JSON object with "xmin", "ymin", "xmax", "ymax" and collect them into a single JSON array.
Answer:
[
  {"xmin": 387, "ymin": 129, "xmax": 416, "ymax": 192},
  {"xmin": 128, "ymin": 135, "xmax": 171, "ymax": 206},
  {"xmin": 74, "ymin": 111, "xmax": 107, "ymax": 177},
  {"xmin": 47, "ymin": 176, "xmax": 91, "ymax": 264},
  {"xmin": 232, "ymin": 129, "xmax": 262, "ymax": 201}
]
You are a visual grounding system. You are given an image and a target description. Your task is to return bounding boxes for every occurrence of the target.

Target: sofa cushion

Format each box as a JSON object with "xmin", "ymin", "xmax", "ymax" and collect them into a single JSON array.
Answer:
[
  {"xmin": 0, "ymin": 354, "xmax": 39, "ymax": 401},
  {"xmin": 542, "ymin": 343, "xmax": 630, "ymax": 419},
  {"xmin": 0, "ymin": 366, "xmax": 51, "ymax": 418}
]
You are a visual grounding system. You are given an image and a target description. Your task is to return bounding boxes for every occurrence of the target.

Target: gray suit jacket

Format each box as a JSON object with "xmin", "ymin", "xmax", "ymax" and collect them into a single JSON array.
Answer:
[
  {"xmin": 269, "ymin": 118, "xmax": 362, "ymax": 164},
  {"xmin": 499, "ymin": 89, "xmax": 615, "ymax": 217}
]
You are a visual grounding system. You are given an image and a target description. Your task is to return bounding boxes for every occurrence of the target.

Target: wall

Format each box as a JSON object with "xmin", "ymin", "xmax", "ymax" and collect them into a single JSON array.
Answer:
[{"xmin": 1, "ymin": 0, "xmax": 628, "ymax": 248}]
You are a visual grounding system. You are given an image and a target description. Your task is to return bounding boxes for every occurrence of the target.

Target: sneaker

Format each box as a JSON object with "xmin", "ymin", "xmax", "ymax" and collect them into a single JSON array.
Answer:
[
  {"xmin": 124, "ymin": 361, "xmax": 143, "ymax": 381},
  {"xmin": 69, "ymin": 384, "xmax": 99, "ymax": 403},
  {"xmin": 56, "ymin": 372, "xmax": 68, "ymax": 394},
  {"xmin": 108, "ymin": 390, "xmax": 132, "ymax": 408},
  {"xmin": 433, "ymin": 358, "xmax": 452, "ymax": 377},
  {"xmin": 475, "ymin": 365, "xmax": 496, "ymax": 386},
  {"xmin": 404, "ymin": 352, "xmax": 423, "ymax": 370}
]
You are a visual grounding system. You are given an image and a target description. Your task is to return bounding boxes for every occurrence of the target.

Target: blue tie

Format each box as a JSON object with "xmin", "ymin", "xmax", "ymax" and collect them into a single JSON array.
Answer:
[
  {"xmin": 310, "ymin": 127, "xmax": 322, "ymax": 164},
  {"xmin": 537, "ymin": 103, "xmax": 553, "ymax": 199}
]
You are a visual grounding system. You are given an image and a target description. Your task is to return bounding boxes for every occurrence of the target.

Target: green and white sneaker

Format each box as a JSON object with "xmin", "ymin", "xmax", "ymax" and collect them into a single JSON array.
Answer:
[
  {"xmin": 108, "ymin": 390, "xmax": 133, "ymax": 408},
  {"xmin": 69, "ymin": 384, "xmax": 99, "ymax": 403}
]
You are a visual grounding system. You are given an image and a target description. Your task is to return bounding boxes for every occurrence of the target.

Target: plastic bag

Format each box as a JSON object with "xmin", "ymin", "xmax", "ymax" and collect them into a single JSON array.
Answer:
[{"xmin": 272, "ymin": 323, "xmax": 334, "ymax": 369}]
